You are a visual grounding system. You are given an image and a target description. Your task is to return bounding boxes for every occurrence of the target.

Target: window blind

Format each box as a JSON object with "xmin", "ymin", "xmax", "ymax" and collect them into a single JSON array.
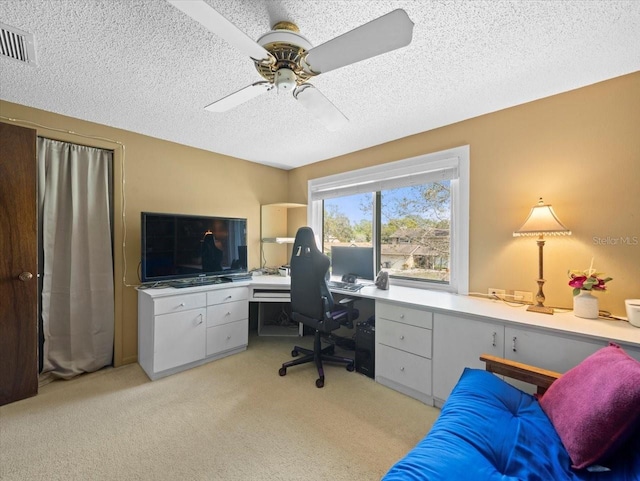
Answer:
[{"xmin": 309, "ymin": 156, "xmax": 459, "ymax": 201}]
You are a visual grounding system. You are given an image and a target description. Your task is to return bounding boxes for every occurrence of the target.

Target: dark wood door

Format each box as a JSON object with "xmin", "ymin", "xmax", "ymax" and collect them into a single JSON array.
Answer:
[{"xmin": 0, "ymin": 122, "xmax": 38, "ymax": 405}]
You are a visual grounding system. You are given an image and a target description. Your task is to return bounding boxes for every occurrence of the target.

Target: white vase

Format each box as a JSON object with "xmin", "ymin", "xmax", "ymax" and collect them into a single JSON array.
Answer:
[{"xmin": 573, "ymin": 291, "xmax": 599, "ymax": 319}]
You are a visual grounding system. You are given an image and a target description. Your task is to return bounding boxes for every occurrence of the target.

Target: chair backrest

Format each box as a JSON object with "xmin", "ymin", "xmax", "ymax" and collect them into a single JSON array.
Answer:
[{"xmin": 290, "ymin": 227, "xmax": 335, "ymax": 322}]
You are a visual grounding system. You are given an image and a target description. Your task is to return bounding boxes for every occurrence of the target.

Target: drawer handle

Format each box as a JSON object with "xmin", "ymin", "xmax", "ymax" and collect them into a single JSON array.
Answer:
[
  {"xmin": 225, "ymin": 311, "xmax": 231, "ymax": 316},
  {"xmin": 399, "ymin": 314, "xmax": 405, "ymax": 319},
  {"xmin": 399, "ymin": 335, "xmax": 405, "ymax": 340},
  {"xmin": 492, "ymin": 332, "xmax": 497, "ymax": 347},
  {"xmin": 224, "ymin": 295, "xmax": 233, "ymax": 300},
  {"xmin": 178, "ymin": 302, "xmax": 185, "ymax": 308},
  {"xmin": 400, "ymin": 366, "xmax": 405, "ymax": 371},
  {"xmin": 196, "ymin": 314, "xmax": 203, "ymax": 325},
  {"xmin": 226, "ymin": 335, "xmax": 231, "ymax": 340},
  {"xmin": 512, "ymin": 336, "xmax": 517, "ymax": 352}
]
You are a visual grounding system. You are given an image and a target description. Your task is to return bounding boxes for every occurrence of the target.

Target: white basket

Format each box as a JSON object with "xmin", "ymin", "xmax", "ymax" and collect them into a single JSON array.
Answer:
[{"xmin": 625, "ymin": 299, "xmax": 640, "ymax": 328}]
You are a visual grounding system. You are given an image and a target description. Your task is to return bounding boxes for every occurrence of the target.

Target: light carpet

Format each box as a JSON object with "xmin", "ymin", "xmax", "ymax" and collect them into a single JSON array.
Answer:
[{"xmin": 0, "ymin": 333, "xmax": 440, "ymax": 480}]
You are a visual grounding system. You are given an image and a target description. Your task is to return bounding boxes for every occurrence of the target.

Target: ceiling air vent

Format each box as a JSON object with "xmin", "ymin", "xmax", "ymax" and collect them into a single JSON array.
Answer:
[{"xmin": 0, "ymin": 22, "xmax": 36, "ymax": 65}]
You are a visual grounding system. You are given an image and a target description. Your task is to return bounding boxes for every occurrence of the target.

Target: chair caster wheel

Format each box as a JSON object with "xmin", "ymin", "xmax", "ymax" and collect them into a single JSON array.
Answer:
[
  {"xmin": 346, "ymin": 363, "xmax": 355, "ymax": 372},
  {"xmin": 291, "ymin": 349, "xmax": 299, "ymax": 357},
  {"xmin": 316, "ymin": 378, "xmax": 324, "ymax": 388},
  {"xmin": 279, "ymin": 367, "xmax": 287, "ymax": 376}
]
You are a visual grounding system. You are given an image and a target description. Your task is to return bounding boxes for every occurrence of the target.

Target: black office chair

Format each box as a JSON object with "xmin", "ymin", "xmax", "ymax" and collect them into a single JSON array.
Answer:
[{"xmin": 278, "ymin": 227, "xmax": 357, "ymax": 388}]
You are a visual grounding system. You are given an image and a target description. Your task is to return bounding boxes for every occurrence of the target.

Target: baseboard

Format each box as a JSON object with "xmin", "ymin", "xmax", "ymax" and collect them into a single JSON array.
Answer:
[{"xmin": 121, "ymin": 355, "xmax": 138, "ymax": 365}]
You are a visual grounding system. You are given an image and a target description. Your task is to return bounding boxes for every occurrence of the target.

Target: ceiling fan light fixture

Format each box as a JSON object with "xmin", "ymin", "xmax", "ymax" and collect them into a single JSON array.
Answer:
[
  {"xmin": 274, "ymin": 68, "xmax": 297, "ymax": 93},
  {"xmin": 167, "ymin": 2, "xmax": 412, "ymax": 128}
]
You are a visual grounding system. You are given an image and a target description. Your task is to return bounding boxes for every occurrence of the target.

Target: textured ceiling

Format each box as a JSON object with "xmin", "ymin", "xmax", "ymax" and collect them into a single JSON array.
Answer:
[{"xmin": 1, "ymin": 1, "xmax": 639, "ymax": 170}]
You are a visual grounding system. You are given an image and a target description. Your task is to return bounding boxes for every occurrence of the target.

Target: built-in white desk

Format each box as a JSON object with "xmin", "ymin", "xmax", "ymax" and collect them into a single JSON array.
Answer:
[
  {"xmin": 246, "ymin": 275, "xmax": 640, "ymax": 405},
  {"xmin": 248, "ymin": 275, "xmax": 640, "ymax": 346},
  {"xmin": 138, "ymin": 276, "xmax": 640, "ymax": 405}
]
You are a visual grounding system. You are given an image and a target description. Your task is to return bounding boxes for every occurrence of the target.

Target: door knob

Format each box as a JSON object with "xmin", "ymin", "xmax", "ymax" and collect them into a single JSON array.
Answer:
[{"xmin": 19, "ymin": 272, "xmax": 33, "ymax": 282}]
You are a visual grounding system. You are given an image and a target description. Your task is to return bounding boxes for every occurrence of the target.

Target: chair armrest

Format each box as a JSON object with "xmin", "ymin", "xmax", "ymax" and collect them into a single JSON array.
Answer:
[
  {"xmin": 337, "ymin": 297, "xmax": 357, "ymax": 328},
  {"xmin": 479, "ymin": 354, "xmax": 562, "ymax": 395}
]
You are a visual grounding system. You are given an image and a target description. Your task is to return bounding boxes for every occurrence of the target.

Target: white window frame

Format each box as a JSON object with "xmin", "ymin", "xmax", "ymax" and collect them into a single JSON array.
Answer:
[{"xmin": 307, "ymin": 145, "xmax": 469, "ymax": 294}]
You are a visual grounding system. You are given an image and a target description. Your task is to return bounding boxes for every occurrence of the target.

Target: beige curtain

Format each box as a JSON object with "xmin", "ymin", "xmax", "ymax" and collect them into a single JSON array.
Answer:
[{"xmin": 37, "ymin": 138, "xmax": 114, "ymax": 379}]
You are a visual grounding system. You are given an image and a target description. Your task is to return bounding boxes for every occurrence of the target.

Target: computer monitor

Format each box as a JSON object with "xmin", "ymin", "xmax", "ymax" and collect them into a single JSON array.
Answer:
[{"xmin": 330, "ymin": 246, "xmax": 375, "ymax": 281}]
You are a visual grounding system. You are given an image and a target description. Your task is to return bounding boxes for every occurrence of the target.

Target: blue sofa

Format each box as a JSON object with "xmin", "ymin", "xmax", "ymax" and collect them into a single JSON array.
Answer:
[{"xmin": 383, "ymin": 359, "xmax": 640, "ymax": 480}]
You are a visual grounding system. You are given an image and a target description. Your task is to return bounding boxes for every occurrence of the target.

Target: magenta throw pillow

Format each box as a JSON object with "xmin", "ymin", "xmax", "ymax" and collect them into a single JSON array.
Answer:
[{"xmin": 539, "ymin": 344, "xmax": 640, "ymax": 469}]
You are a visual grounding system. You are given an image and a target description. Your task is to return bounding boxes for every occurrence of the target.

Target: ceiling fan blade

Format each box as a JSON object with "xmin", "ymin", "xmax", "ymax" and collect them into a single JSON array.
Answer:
[
  {"xmin": 205, "ymin": 82, "xmax": 274, "ymax": 112},
  {"xmin": 303, "ymin": 9, "xmax": 413, "ymax": 75},
  {"xmin": 293, "ymin": 84, "xmax": 348, "ymax": 131},
  {"xmin": 167, "ymin": 0, "xmax": 274, "ymax": 63}
]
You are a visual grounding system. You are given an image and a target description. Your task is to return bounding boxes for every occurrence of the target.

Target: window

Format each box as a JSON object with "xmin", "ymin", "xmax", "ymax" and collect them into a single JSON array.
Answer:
[
  {"xmin": 379, "ymin": 183, "xmax": 451, "ymax": 283},
  {"xmin": 308, "ymin": 146, "xmax": 469, "ymax": 294},
  {"xmin": 323, "ymin": 192, "xmax": 374, "ymax": 278}
]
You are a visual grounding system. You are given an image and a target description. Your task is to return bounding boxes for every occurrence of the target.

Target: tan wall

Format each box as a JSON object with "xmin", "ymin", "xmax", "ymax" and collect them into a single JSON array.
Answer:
[
  {"xmin": 3, "ymin": 72, "xmax": 638, "ymax": 366},
  {"xmin": 0, "ymin": 100, "xmax": 289, "ymax": 366},
  {"xmin": 288, "ymin": 72, "xmax": 640, "ymax": 317}
]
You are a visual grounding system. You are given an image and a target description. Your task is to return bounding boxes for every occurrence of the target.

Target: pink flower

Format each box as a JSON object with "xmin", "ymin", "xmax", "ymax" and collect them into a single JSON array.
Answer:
[
  {"xmin": 568, "ymin": 263, "xmax": 612, "ymax": 295},
  {"xmin": 568, "ymin": 275, "xmax": 586, "ymax": 289},
  {"xmin": 592, "ymin": 278, "xmax": 608, "ymax": 291}
]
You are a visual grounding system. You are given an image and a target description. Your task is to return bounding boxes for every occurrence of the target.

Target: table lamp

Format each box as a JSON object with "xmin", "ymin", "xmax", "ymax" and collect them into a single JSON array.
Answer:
[{"xmin": 513, "ymin": 198, "xmax": 571, "ymax": 314}]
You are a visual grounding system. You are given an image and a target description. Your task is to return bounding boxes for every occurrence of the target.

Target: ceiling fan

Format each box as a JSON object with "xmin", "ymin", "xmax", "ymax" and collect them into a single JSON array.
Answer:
[{"xmin": 167, "ymin": 0, "xmax": 414, "ymax": 131}]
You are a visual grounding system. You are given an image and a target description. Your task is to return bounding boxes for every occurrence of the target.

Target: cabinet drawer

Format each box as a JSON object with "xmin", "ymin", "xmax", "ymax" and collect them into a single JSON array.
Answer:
[
  {"xmin": 206, "ymin": 300, "xmax": 248, "ymax": 327},
  {"xmin": 378, "ymin": 319, "xmax": 432, "ymax": 358},
  {"xmin": 376, "ymin": 301, "xmax": 433, "ymax": 329},
  {"xmin": 154, "ymin": 293, "xmax": 206, "ymax": 316},
  {"xmin": 207, "ymin": 287, "xmax": 248, "ymax": 305},
  {"xmin": 206, "ymin": 320, "xmax": 248, "ymax": 356},
  {"xmin": 376, "ymin": 344, "xmax": 432, "ymax": 396}
]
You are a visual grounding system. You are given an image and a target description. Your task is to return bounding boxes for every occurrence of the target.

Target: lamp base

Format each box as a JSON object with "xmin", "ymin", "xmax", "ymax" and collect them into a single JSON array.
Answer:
[{"xmin": 527, "ymin": 304, "xmax": 554, "ymax": 315}]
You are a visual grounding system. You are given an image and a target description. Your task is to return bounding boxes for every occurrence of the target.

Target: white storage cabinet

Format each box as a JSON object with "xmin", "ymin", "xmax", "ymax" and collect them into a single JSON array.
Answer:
[
  {"xmin": 375, "ymin": 300, "xmax": 433, "ymax": 404},
  {"xmin": 206, "ymin": 287, "xmax": 249, "ymax": 356},
  {"xmin": 432, "ymin": 313, "xmax": 504, "ymax": 404},
  {"xmin": 138, "ymin": 285, "xmax": 248, "ymax": 380},
  {"xmin": 432, "ymin": 312, "xmax": 640, "ymax": 405}
]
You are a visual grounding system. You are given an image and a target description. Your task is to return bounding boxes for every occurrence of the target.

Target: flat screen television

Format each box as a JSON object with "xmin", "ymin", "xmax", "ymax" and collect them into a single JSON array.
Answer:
[{"xmin": 141, "ymin": 212, "xmax": 248, "ymax": 284}]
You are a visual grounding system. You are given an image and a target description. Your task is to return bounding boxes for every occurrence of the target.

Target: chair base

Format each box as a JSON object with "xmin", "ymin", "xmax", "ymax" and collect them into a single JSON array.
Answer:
[{"xmin": 279, "ymin": 330, "xmax": 354, "ymax": 388}]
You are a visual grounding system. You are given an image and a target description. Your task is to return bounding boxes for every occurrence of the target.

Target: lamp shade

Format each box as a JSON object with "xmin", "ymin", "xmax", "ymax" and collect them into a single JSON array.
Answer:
[{"xmin": 513, "ymin": 198, "xmax": 571, "ymax": 237}]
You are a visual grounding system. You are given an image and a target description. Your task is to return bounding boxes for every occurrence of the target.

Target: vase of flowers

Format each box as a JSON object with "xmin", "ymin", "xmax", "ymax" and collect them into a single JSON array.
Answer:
[
  {"xmin": 568, "ymin": 259, "xmax": 612, "ymax": 320},
  {"xmin": 572, "ymin": 291, "xmax": 599, "ymax": 319}
]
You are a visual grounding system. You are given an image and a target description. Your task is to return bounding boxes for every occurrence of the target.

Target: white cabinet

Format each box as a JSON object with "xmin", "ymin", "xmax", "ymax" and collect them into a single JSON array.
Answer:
[
  {"xmin": 431, "ymin": 312, "xmax": 640, "ymax": 405},
  {"xmin": 138, "ymin": 285, "xmax": 249, "ymax": 380},
  {"xmin": 503, "ymin": 326, "xmax": 605, "ymax": 393},
  {"xmin": 375, "ymin": 301, "xmax": 433, "ymax": 404},
  {"xmin": 205, "ymin": 286, "xmax": 248, "ymax": 357},
  {"xmin": 432, "ymin": 313, "xmax": 503, "ymax": 404},
  {"xmin": 504, "ymin": 326, "xmax": 603, "ymax": 372},
  {"xmin": 154, "ymin": 308, "xmax": 206, "ymax": 372}
]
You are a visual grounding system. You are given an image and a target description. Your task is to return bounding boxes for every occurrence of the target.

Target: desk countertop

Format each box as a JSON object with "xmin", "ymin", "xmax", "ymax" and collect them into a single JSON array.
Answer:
[
  {"xmin": 363, "ymin": 284, "xmax": 639, "ymax": 348},
  {"xmin": 140, "ymin": 275, "xmax": 640, "ymax": 348}
]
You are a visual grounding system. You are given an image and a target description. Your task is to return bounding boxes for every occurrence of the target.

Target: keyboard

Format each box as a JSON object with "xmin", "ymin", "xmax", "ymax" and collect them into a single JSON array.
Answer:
[{"xmin": 327, "ymin": 280, "xmax": 363, "ymax": 292}]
